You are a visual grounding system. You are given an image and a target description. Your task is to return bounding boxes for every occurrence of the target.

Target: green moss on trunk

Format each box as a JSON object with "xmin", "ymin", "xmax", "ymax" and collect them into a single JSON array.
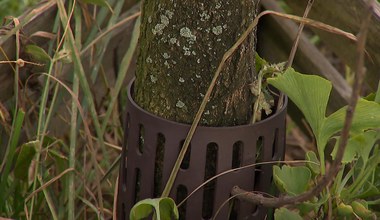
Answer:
[{"xmin": 135, "ymin": 0, "xmax": 259, "ymax": 126}]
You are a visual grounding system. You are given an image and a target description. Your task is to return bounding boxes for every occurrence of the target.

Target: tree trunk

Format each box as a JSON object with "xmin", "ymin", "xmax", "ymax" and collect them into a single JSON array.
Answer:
[{"xmin": 134, "ymin": 0, "xmax": 259, "ymax": 126}]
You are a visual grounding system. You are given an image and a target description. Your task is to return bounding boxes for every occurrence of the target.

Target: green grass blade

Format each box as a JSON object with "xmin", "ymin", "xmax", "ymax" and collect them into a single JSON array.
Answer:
[
  {"xmin": 67, "ymin": 5, "xmax": 82, "ymax": 220},
  {"xmin": 56, "ymin": 0, "xmax": 109, "ymax": 167},
  {"xmin": 83, "ymin": 0, "xmax": 117, "ymax": 47},
  {"xmin": 56, "ymin": 0, "xmax": 106, "ymax": 216},
  {"xmin": 0, "ymin": 109, "xmax": 25, "ymax": 205},
  {"xmin": 89, "ymin": 0, "xmax": 125, "ymax": 83},
  {"xmin": 38, "ymin": 175, "xmax": 59, "ymax": 220},
  {"xmin": 100, "ymin": 16, "xmax": 140, "ymax": 134}
]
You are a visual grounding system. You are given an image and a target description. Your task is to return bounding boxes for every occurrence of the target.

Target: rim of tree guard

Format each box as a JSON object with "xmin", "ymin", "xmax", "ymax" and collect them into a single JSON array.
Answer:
[{"xmin": 117, "ymin": 78, "xmax": 287, "ymax": 220}]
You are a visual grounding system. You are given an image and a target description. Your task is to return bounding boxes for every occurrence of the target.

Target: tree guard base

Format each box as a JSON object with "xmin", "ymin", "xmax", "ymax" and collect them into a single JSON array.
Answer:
[{"xmin": 117, "ymin": 79, "xmax": 287, "ymax": 219}]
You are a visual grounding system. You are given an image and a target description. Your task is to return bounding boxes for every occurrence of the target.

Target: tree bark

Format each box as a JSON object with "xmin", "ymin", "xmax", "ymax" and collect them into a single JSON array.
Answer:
[{"xmin": 135, "ymin": 0, "xmax": 259, "ymax": 126}]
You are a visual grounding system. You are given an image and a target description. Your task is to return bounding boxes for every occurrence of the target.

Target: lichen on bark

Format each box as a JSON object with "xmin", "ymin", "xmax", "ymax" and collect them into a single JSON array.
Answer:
[{"xmin": 135, "ymin": 0, "xmax": 259, "ymax": 126}]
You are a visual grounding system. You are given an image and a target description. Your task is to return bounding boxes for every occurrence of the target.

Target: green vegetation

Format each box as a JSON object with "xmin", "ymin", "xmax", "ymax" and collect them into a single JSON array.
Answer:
[
  {"xmin": 0, "ymin": 0, "xmax": 138, "ymax": 219},
  {"xmin": 1, "ymin": 1, "xmax": 379, "ymax": 220},
  {"xmin": 0, "ymin": 0, "xmax": 39, "ymax": 21},
  {"xmin": 269, "ymin": 68, "xmax": 380, "ymax": 219}
]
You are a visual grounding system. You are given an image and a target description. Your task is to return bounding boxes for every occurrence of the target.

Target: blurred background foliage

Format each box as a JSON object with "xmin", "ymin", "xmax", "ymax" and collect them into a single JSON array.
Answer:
[{"xmin": 0, "ymin": 0, "xmax": 39, "ymax": 22}]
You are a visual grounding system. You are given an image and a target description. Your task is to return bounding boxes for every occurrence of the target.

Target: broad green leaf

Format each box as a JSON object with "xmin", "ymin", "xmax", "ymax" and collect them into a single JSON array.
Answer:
[
  {"xmin": 269, "ymin": 69, "xmax": 380, "ymax": 173},
  {"xmin": 344, "ymin": 147, "xmax": 380, "ymax": 198},
  {"xmin": 331, "ymin": 131, "xmax": 378, "ymax": 164},
  {"xmin": 305, "ymin": 151, "xmax": 320, "ymax": 176},
  {"xmin": 14, "ymin": 140, "xmax": 38, "ymax": 181},
  {"xmin": 158, "ymin": 198, "xmax": 179, "ymax": 220},
  {"xmin": 274, "ymin": 208, "xmax": 303, "ymax": 220},
  {"xmin": 268, "ymin": 68, "xmax": 331, "ymax": 142},
  {"xmin": 130, "ymin": 202, "xmax": 154, "ymax": 219},
  {"xmin": 273, "ymin": 165, "xmax": 311, "ymax": 196},
  {"xmin": 331, "ymin": 136, "xmax": 356, "ymax": 164},
  {"xmin": 25, "ymin": 44, "xmax": 51, "ymax": 62},
  {"xmin": 321, "ymin": 99, "xmax": 380, "ymax": 150},
  {"xmin": 130, "ymin": 198, "xmax": 178, "ymax": 220},
  {"xmin": 349, "ymin": 181, "xmax": 380, "ymax": 199}
]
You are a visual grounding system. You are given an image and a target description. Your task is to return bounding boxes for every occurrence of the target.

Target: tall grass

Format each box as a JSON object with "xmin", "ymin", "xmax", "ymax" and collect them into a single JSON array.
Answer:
[{"xmin": 0, "ymin": 0, "xmax": 140, "ymax": 219}]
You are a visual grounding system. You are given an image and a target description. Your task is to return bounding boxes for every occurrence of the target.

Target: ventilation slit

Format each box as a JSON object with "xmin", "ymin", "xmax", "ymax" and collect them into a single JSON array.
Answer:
[
  {"xmin": 134, "ymin": 168, "xmax": 141, "ymax": 204},
  {"xmin": 272, "ymin": 129, "xmax": 279, "ymax": 159},
  {"xmin": 232, "ymin": 141, "xmax": 243, "ymax": 169},
  {"xmin": 202, "ymin": 142, "xmax": 218, "ymax": 219},
  {"xmin": 176, "ymin": 185, "xmax": 188, "ymax": 220},
  {"xmin": 138, "ymin": 124, "xmax": 144, "ymax": 154},
  {"xmin": 179, "ymin": 140, "xmax": 191, "ymax": 170},
  {"xmin": 154, "ymin": 133, "xmax": 165, "ymax": 197}
]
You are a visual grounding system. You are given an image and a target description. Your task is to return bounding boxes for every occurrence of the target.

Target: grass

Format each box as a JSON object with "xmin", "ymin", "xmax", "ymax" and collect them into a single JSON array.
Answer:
[
  {"xmin": 0, "ymin": 0, "xmax": 140, "ymax": 219},
  {"xmin": 1, "ymin": 1, "xmax": 376, "ymax": 219}
]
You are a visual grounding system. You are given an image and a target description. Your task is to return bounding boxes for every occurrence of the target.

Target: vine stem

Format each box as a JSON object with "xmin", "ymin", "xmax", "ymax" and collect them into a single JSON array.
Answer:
[
  {"xmin": 232, "ymin": 0, "xmax": 374, "ymax": 208},
  {"xmin": 161, "ymin": 8, "xmax": 358, "ymax": 198}
]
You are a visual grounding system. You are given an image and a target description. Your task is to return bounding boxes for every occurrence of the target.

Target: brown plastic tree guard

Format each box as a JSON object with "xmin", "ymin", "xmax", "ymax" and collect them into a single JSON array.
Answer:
[{"xmin": 117, "ymin": 79, "xmax": 287, "ymax": 220}]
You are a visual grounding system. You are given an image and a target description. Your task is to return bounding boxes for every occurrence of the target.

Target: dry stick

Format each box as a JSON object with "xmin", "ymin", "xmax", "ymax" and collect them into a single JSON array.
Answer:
[
  {"xmin": 161, "ymin": 9, "xmax": 358, "ymax": 198},
  {"xmin": 232, "ymin": 0, "xmax": 374, "ymax": 208},
  {"xmin": 176, "ymin": 160, "xmax": 317, "ymax": 207},
  {"xmin": 277, "ymin": 0, "xmax": 314, "ymax": 112},
  {"xmin": 286, "ymin": 0, "xmax": 314, "ymax": 68}
]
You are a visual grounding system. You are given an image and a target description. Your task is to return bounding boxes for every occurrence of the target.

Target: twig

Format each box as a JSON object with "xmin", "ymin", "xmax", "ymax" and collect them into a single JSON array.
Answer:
[
  {"xmin": 231, "ymin": 0, "xmax": 374, "ymax": 208},
  {"xmin": 177, "ymin": 160, "xmax": 317, "ymax": 207},
  {"xmin": 277, "ymin": 0, "xmax": 314, "ymax": 112},
  {"xmin": 286, "ymin": 0, "xmax": 314, "ymax": 68}
]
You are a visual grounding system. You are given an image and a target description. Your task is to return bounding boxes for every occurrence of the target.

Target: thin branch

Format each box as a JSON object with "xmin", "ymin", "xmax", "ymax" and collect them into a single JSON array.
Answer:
[
  {"xmin": 231, "ymin": 0, "xmax": 374, "ymax": 207},
  {"xmin": 277, "ymin": 0, "xmax": 314, "ymax": 112},
  {"xmin": 286, "ymin": 0, "xmax": 314, "ymax": 68}
]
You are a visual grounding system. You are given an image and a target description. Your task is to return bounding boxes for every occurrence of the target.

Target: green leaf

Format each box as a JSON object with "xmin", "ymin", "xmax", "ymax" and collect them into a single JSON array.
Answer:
[
  {"xmin": 351, "ymin": 181, "xmax": 380, "ymax": 199},
  {"xmin": 364, "ymin": 93, "xmax": 376, "ymax": 101},
  {"xmin": 0, "ymin": 109, "xmax": 25, "ymax": 206},
  {"xmin": 14, "ymin": 140, "xmax": 38, "ymax": 181},
  {"xmin": 322, "ymin": 99, "xmax": 380, "ymax": 148},
  {"xmin": 268, "ymin": 68, "xmax": 331, "ymax": 142},
  {"xmin": 255, "ymin": 53, "xmax": 268, "ymax": 72},
  {"xmin": 274, "ymin": 208, "xmax": 303, "ymax": 220},
  {"xmin": 337, "ymin": 202, "xmax": 354, "ymax": 217},
  {"xmin": 351, "ymin": 200, "xmax": 376, "ymax": 219},
  {"xmin": 331, "ymin": 131, "xmax": 378, "ymax": 164},
  {"xmin": 268, "ymin": 69, "xmax": 380, "ymax": 173},
  {"xmin": 305, "ymin": 151, "xmax": 320, "ymax": 176},
  {"xmin": 375, "ymin": 80, "xmax": 380, "ymax": 103},
  {"xmin": 297, "ymin": 194, "xmax": 327, "ymax": 215},
  {"xmin": 130, "ymin": 202, "xmax": 153, "ymax": 219},
  {"xmin": 130, "ymin": 198, "xmax": 179, "ymax": 220},
  {"xmin": 158, "ymin": 198, "xmax": 179, "ymax": 220},
  {"xmin": 273, "ymin": 165, "xmax": 311, "ymax": 196},
  {"xmin": 25, "ymin": 44, "xmax": 51, "ymax": 62}
]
